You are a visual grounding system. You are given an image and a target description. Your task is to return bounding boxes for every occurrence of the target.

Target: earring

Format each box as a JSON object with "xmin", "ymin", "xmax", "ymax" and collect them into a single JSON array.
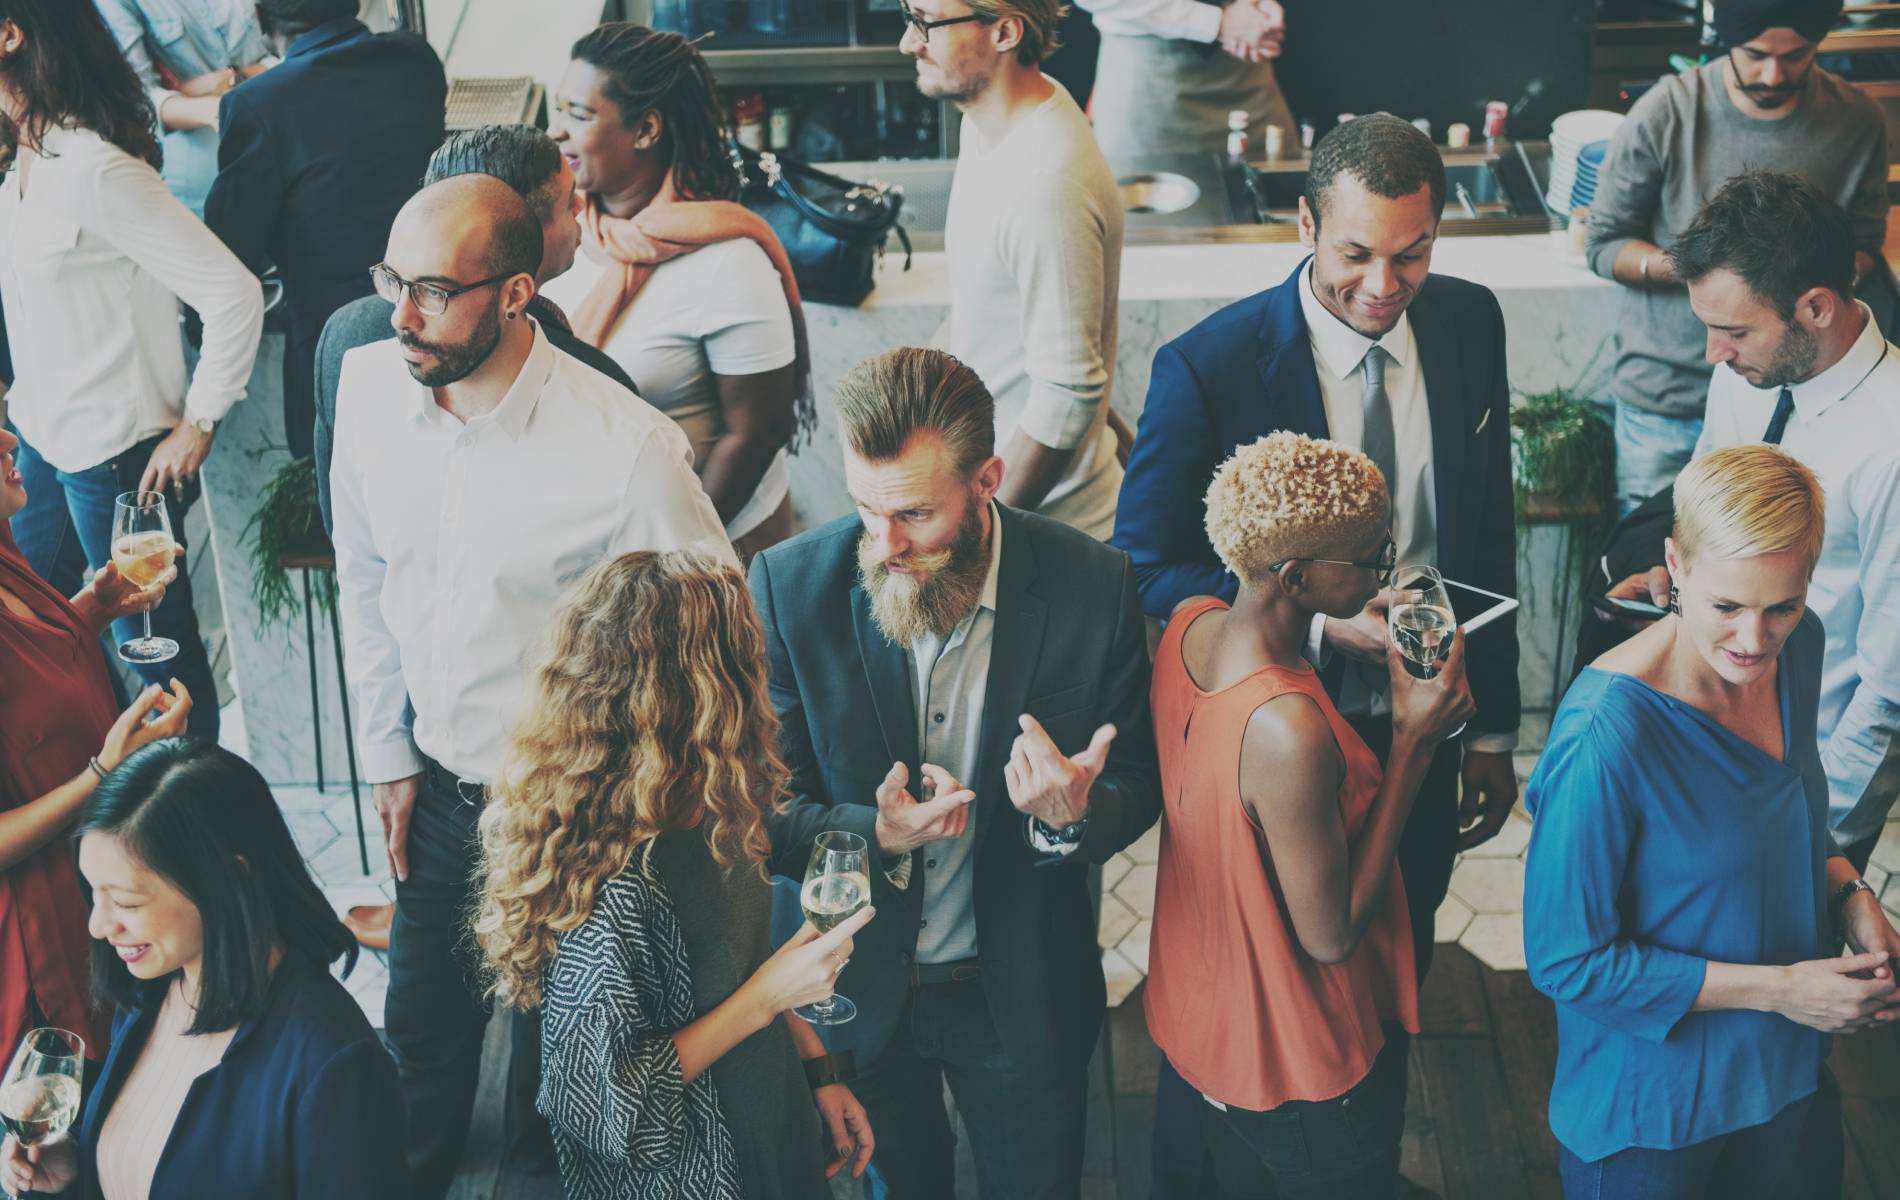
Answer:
[
  {"xmin": 506, "ymin": 311, "xmax": 517, "ymax": 321},
  {"xmin": 1668, "ymin": 585, "xmax": 1681, "ymax": 616}
]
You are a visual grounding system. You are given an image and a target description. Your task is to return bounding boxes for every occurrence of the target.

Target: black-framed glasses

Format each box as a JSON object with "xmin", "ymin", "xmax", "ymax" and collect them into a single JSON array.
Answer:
[
  {"xmin": 898, "ymin": 0, "xmax": 991, "ymax": 40},
  {"xmin": 1268, "ymin": 533, "xmax": 1397, "ymax": 586},
  {"xmin": 369, "ymin": 263, "xmax": 512, "ymax": 317}
]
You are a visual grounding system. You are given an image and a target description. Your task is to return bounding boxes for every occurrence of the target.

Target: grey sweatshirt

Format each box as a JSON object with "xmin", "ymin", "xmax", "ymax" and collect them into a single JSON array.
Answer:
[{"xmin": 1585, "ymin": 61, "xmax": 1888, "ymax": 418}]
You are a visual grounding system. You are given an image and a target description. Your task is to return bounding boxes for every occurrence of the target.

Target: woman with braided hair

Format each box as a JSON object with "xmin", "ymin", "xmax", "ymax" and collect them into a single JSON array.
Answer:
[{"xmin": 543, "ymin": 23, "xmax": 810, "ymax": 560}]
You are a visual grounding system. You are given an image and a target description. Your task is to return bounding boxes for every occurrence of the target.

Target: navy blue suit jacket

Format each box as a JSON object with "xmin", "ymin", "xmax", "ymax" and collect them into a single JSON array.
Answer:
[
  {"xmin": 1112, "ymin": 259, "xmax": 1522, "ymax": 740},
  {"xmin": 204, "ymin": 18, "xmax": 445, "ymax": 453},
  {"xmin": 75, "ymin": 954, "xmax": 406, "ymax": 1199},
  {"xmin": 748, "ymin": 506, "xmax": 1161, "ymax": 1076}
]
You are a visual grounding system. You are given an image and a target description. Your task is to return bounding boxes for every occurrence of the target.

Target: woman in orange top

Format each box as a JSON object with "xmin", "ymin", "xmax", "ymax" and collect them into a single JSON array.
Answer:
[{"xmin": 1144, "ymin": 432, "xmax": 1473, "ymax": 1197}]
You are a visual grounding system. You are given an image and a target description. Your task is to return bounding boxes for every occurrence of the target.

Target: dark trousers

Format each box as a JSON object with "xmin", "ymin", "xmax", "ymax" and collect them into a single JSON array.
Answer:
[
  {"xmin": 385, "ymin": 757, "xmax": 548, "ymax": 1199},
  {"xmin": 853, "ymin": 977, "xmax": 1088, "ymax": 1200},
  {"xmin": 7, "ymin": 426, "xmax": 220, "ymax": 743},
  {"xmin": 1201, "ymin": 1027, "xmax": 1411, "ymax": 1200},
  {"xmin": 1348, "ymin": 714, "xmax": 1463, "ymax": 984},
  {"xmin": 1557, "ymin": 1087, "xmax": 1836, "ymax": 1199}
]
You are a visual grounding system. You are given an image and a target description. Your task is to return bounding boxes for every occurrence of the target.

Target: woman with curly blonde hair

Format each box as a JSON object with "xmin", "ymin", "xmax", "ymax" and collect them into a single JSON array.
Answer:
[
  {"xmin": 1144, "ymin": 432, "xmax": 1473, "ymax": 1197},
  {"xmin": 475, "ymin": 549, "xmax": 876, "ymax": 1200}
]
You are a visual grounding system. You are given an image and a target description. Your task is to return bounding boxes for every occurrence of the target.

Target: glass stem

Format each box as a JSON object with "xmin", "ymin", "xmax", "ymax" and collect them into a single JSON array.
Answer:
[{"xmin": 142, "ymin": 609, "xmax": 154, "ymax": 645}]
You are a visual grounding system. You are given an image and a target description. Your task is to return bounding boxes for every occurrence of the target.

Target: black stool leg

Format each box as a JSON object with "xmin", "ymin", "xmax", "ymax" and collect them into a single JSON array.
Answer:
[
  {"xmin": 303, "ymin": 570, "xmax": 324, "ymax": 793},
  {"xmin": 324, "ymin": 571, "xmax": 370, "ymax": 876}
]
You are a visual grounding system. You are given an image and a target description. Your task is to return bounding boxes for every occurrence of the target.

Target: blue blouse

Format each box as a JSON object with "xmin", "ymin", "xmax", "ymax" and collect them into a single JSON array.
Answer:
[{"xmin": 1523, "ymin": 613, "xmax": 1836, "ymax": 1163}]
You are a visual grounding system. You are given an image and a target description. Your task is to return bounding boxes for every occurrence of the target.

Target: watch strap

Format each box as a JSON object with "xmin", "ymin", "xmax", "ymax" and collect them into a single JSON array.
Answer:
[{"xmin": 803, "ymin": 1050, "xmax": 855, "ymax": 1090}]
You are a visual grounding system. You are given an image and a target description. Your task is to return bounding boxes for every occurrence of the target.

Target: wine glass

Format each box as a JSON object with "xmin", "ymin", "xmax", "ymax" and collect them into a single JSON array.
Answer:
[
  {"xmin": 111, "ymin": 491, "xmax": 178, "ymax": 665},
  {"xmin": 0, "ymin": 1027, "xmax": 84, "ymax": 1189},
  {"xmin": 1389, "ymin": 565, "xmax": 1464, "ymax": 737},
  {"xmin": 795, "ymin": 830, "xmax": 870, "ymax": 1026}
]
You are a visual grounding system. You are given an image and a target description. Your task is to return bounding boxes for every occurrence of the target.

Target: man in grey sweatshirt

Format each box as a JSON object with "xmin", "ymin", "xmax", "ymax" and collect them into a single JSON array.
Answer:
[{"xmin": 1585, "ymin": 0, "xmax": 1887, "ymax": 514}]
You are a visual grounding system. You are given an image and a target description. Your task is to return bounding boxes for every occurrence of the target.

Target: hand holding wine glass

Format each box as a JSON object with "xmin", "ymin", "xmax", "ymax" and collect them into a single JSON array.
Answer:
[
  {"xmin": 795, "ymin": 831, "xmax": 873, "ymax": 1026},
  {"xmin": 1387, "ymin": 620, "xmax": 1475, "ymax": 748},
  {"xmin": 1, "ymin": 1028, "xmax": 84, "ymax": 1199},
  {"xmin": 110, "ymin": 491, "xmax": 180, "ymax": 665}
]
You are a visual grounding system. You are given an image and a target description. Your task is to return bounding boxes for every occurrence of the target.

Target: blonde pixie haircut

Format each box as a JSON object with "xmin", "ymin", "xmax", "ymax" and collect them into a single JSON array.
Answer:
[
  {"xmin": 1205, "ymin": 432, "xmax": 1389, "ymax": 587},
  {"xmin": 1672, "ymin": 444, "xmax": 1825, "ymax": 575}
]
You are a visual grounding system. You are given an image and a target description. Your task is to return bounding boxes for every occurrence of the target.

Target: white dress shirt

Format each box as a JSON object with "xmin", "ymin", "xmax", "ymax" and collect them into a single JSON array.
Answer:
[
  {"xmin": 329, "ymin": 324, "xmax": 736, "ymax": 785},
  {"xmin": 0, "ymin": 124, "xmax": 263, "ymax": 472},
  {"xmin": 1296, "ymin": 263, "xmax": 1514, "ymax": 754},
  {"xmin": 1696, "ymin": 302, "xmax": 1900, "ymax": 844},
  {"xmin": 1075, "ymin": 0, "xmax": 1222, "ymax": 42}
]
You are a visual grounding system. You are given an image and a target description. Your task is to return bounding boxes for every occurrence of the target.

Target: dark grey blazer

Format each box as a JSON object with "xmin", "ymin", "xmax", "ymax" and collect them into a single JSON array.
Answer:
[{"xmin": 747, "ymin": 505, "xmax": 1162, "ymax": 1077}]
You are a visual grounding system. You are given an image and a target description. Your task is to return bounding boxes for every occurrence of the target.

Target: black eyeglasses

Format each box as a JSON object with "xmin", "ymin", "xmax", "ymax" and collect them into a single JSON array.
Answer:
[
  {"xmin": 1268, "ymin": 534, "xmax": 1398, "ymax": 586},
  {"xmin": 370, "ymin": 263, "xmax": 512, "ymax": 317},
  {"xmin": 898, "ymin": 1, "xmax": 991, "ymax": 40}
]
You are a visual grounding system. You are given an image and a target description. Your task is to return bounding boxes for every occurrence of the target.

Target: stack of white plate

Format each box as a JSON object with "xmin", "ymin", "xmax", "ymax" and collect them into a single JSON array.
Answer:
[{"xmin": 1546, "ymin": 109, "xmax": 1625, "ymax": 214}]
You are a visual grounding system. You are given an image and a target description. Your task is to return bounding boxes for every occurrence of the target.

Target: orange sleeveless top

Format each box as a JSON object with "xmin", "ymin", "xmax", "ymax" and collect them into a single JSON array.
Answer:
[{"xmin": 1143, "ymin": 598, "xmax": 1419, "ymax": 1111}]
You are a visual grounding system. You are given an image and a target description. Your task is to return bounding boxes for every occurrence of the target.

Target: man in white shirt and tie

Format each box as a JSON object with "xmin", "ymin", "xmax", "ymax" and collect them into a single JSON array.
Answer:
[
  {"xmin": 1614, "ymin": 171, "xmax": 1900, "ymax": 874},
  {"xmin": 329, "ymin": 174, "xmax": 732, "ymax": 1199}
]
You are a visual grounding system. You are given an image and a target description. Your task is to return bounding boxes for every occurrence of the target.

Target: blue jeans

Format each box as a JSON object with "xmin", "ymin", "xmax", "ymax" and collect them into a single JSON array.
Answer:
[
  {"xmin": 1557, "ymin": 1087, "xmax": 1834, "ymax": 1200},
  {"xmin": 1614, "ymin": 401, "xmax": 1703, "ymax": 518},
  {"xmin": 1199, "ymin": 1026, "xmax": 1411, "ymax": 1200},
  {"xmin": 7, "ymin": 426, "xmax": 220, "ymax": 742}
]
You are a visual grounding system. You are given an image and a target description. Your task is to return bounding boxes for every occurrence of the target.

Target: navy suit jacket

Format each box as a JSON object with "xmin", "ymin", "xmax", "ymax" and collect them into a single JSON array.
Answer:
[
  {"xmin": 75, "ymin": 954, "xmax": 406, "ymax": 1199},
  {"xmin": 748, "ymin": 506, "xmax": 1162, "ymax": 1076},
  {"xmin": 204, "ymin": 18, "xmax": 445, "ymax": 452},
  {"xmin": 1112, "ymin": 259, "xmax": 1522, "ymax": 740}
]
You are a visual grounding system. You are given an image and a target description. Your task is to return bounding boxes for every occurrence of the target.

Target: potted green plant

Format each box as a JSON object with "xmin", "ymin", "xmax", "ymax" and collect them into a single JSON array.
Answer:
[{"xmin": 242, "ymin": 456, "xmax": 330, "ymax": 628}]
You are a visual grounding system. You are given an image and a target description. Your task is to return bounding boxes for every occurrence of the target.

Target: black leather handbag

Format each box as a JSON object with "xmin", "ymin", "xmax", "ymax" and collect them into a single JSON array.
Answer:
[{"xmin": 732, "ymin": 144, "xmax": 911, "ymax": 307}]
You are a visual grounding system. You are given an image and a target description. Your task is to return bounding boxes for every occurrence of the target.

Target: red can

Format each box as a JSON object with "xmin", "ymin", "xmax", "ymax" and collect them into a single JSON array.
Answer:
[{"xmin": 1483, "ymin": 100, "xmax": 1508, "ymax": 140}]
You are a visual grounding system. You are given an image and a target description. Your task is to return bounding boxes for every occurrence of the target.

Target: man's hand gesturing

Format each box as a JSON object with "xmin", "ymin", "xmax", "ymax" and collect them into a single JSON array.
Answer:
[{"xmin": 872, "ymin": 762, "xmax": 975, "ymax": 854}]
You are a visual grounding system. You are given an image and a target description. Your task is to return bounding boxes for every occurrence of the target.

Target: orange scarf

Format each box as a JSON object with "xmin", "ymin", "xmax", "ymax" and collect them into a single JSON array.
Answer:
[{"xmin": 572, "ymin": 174, "xmax": 812, "ymax": 439}]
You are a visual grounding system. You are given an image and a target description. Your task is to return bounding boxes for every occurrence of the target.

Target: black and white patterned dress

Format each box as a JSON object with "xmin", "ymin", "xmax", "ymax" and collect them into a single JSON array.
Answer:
[{"xmin": 538, "ymin": 831, "xmax": 827, "ymax": 1200}]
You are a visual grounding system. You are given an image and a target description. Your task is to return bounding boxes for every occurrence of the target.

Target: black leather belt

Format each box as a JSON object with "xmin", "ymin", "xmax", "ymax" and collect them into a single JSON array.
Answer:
[
  {"xmin": 910, "ymin": 958, "xmax": 982, "ymax": 988},
  {"xmin": 421, "ymin": 756, "xmax": 485, "ymax": 807}
]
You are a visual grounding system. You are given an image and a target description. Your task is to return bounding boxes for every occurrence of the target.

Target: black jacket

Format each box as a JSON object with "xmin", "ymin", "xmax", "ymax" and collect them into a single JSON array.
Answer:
[{"xmin": 748, "ymin": 505, "xmax": 1162, "ymax": 1075}]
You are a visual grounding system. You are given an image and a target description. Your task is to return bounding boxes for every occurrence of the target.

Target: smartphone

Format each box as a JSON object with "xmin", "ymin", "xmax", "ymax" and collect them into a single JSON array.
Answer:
[
  {"xmin": 1395, "ymin": 573, "xmax": 1520, "ymax": 636},
  {"xmin": 1603, "ymin": 593, "xmax": 1668, "ymax": 619}
]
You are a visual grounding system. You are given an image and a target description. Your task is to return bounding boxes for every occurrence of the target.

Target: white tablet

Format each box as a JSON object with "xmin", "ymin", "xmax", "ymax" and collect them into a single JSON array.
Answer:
[{"xmin": 1395, "ymin": 571, "xmax": 1520, "ymax": 636}]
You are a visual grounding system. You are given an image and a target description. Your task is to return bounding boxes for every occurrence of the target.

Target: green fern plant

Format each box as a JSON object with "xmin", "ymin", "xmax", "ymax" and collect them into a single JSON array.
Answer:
[
  {"xmin": 242, "ymin": 456, "xmax": 329, "ymax": 628},
  {"xmin": 1510, "ymin": 384, "xmax": 1616, "ymax": 605}
]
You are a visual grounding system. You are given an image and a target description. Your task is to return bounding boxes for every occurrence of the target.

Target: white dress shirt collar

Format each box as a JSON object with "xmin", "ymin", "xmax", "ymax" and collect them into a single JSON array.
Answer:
[
  {"xmin": 1299, "ymin": 260, "xmax": 1416, "ymax": 381},
  {"xmin": 1790, "ymin": 301, "xmax": 1887, "ymax": 424}
]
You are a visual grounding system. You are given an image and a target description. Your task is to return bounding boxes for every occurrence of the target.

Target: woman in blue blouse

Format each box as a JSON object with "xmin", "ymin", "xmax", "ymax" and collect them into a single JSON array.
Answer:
[
  {"xmin": 0, "ymin": 739, "xmax": 405, "ymax": 1199},
  {"xmin": 1525, "ymin": 444, "xmax": 1900, "ymax": 1198}
]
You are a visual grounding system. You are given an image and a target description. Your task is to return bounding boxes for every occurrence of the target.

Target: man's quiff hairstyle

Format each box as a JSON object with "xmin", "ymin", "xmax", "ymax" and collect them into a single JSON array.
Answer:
[
  {"xmin": 1668, "ymin": 170, "xmax": 1854, "ymax": 319},
  {"xmin": 1673, "ymin": 443, "xmax": 1825, "ymax": 575},
  {"xmin": 1205, "ymin": 432, "xmax": 1389, "ymax": 586},
  {"xmin": 966, "ymin": 0, "xmax": 1067, "ymax": 64},
  {"xmin": 834, "ymin": 347, "xmax": 995, "ymax": 476},
  {"xmin": 424, "ymin": 125, "xmax": 567, "ymax": 225},
  {"xmin": 1304, "ymin": 113, "xmax": 1446, "ymax": 231}
]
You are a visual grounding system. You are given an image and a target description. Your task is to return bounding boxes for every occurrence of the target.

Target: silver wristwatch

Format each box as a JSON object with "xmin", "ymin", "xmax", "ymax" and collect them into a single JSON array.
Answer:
[
  {"xmin": 189, "ymin": 414, "xmax": 216, "ymax": 434},
  {"xmin": 1830, "ymin": 877, "xmax": 1875, "ymax": 933}
]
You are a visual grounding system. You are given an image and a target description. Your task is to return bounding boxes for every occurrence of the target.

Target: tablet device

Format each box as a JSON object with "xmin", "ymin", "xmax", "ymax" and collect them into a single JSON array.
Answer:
[
  {"xmin": 1395, "ymin": 572, "xmax": 1519, "ymax": 636},
  {"xmin": 1603, "ymin": 594, "xmax": 1668, "ymax": 619}
]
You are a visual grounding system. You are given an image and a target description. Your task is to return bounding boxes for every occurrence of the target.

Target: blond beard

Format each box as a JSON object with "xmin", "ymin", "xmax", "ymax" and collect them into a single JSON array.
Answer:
[{"xmin": 857, "ymin": 501, "xmax": 990, "ymax": 646}]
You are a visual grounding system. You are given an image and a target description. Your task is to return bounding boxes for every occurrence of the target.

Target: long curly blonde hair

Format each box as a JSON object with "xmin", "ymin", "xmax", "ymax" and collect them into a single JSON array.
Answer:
[{"xmin": 474, "ymin": 549, "xmax": 787, "ymax": 1009}]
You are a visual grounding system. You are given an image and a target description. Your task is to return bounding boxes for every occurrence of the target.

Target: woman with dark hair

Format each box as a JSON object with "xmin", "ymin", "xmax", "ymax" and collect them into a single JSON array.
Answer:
[
  {"xmin": 1, "ymin": 425, "xmax": 188, "ymax": 1067},
  {"xmin": 0, "ymin": 0, "xmax": 261, "ymax": 742},
  {"xmin": 542, "ymin": 22, "xmax": 809, "ymax": 560},
  {"xmin": 475, "ymin": 550, "xmax": 874, "ymax": 1199},
  {"xmin": 0, "ymin": 739, "xmax": 407, "ymax": 1199}
]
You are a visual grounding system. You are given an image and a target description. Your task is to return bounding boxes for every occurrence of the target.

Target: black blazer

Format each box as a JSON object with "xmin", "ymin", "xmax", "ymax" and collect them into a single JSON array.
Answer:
[
  {"xmin": 1111, "ymin": 258, "xmax": 1522, "ymax": 741},
  {"xmin": 74, "ymin": 954, "xmax": 406, "ymax": 1199},
  {"xmin": 204, "ymin": 17, "xmax": 445, "ymax": 452},
  {"xmin": 748, "ymin": 506, "xmax": 1162, "ymax": 1076}
]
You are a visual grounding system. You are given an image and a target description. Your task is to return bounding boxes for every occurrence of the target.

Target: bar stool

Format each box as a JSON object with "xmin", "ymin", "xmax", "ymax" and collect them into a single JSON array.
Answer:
[{"xmin": 276, "ymin": 528, "xmax": 370, "ymax": 875}]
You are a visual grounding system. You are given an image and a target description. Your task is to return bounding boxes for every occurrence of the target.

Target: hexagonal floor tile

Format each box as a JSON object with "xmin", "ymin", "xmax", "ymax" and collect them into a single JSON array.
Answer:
[
  {"xmin": 1461, "ymin": 812, "xmax": 1532, "ymax": 860},
  {"xmin": 306, "ymin": 830, "xmax": 386, "ymax": 889},
  {"xmin": 1868, "ymin": 820, "xmax": 1900, "ymax": 875},
  {"xmin": 1119, "ymin": 920, "xmax": 1153, "ymax": 974},
  {"xmin": 1446, "ymin": 857, "xmax": 1526, "ymax": 915},
  {"xmin": 1096, "ymin": 892, "xmax": 1139, "ymax": 950},
  {"xmin": 1459, "ymin": 912, "xmax": 1526, "ymax": 972},
  {"xmin": 1434, "ymin": 894, "xmax": 1475, "ymax": 944},
  {"xmin": 1100, "ymin": 852, "xmax": 1133, "ymax": 891},
  {"xmin": 1882, "ymin": 873, "xmax": 1900, "ymax": 911},
  {"xmin": 1125, "ymin": 823, "xmax": 1161, "ymax": 866},
  {"xmin": 1102, "ymin": 947, "xmax": 1143, "ymax": 1008},
  {"xmin": 1114, "ymin": 863, "xmax": 1158, "ymax": 918}
]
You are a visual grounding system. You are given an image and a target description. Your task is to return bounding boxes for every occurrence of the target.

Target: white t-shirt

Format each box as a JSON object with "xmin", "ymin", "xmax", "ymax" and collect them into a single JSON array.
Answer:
[{"xmin": 542, "ymin": 235, "xmax": 796, "ymax": 539}]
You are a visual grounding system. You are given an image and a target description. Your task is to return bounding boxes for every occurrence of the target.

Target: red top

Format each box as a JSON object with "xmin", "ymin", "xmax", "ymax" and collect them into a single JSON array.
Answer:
[
  {"xmin": 1144, "ymin": 598, "xmax": 1418, "ymax": 1111},
  {"xmin": 0, "ymin": 525, "xmax": 112, "ymax": 1058}
]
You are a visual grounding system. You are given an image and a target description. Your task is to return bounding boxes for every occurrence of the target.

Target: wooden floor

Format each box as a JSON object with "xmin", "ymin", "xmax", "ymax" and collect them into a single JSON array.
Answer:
[{"xmin": 449, "ymin": 945, "xmax": 1900, "ymax": 1199}]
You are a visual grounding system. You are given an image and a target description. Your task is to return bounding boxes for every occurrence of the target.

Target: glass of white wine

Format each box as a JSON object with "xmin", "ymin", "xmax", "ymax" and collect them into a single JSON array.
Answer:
[
  {"xmin": 1389, "ymin": 565, "xmax": 1464, "ymax": 737},
  {"xmin": 795, "ymin": 830, "xmax": 870, "ymax": 1027},
  {"xmin": 0, "ymin": 1027, "xmax": 84, "ymax": 1188},
  {"xmin": 111, "ymin": 490, "xmax": 178, "ymax": 665}
]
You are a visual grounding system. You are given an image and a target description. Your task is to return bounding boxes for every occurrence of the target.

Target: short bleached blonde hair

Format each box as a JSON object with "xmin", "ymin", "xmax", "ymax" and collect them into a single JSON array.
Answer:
[
  {"xmin": 1673, "ymin": 444, "xmax": 1825, "ymax": 574},
  {"xmin": 1204, "ymin": 432, "xmax": 1389, "ymax": 586}
]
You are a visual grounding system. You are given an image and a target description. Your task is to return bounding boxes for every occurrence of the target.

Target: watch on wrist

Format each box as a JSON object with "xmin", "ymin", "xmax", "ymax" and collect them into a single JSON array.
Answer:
[
  {"xmin": 1034, "ymin": 816, "xmax": 1089, "ymax": 845},
  {"xmin": 189, "ymin": 414, "xmax": 216, "ymax": 435},
  {"xmin": 1831, "ymin": 877, "xmax": 1875, "ymax": 932},
  {"xmin": 802, "ymin": 1050, "xmax": 855, "ymax": 1090}
]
